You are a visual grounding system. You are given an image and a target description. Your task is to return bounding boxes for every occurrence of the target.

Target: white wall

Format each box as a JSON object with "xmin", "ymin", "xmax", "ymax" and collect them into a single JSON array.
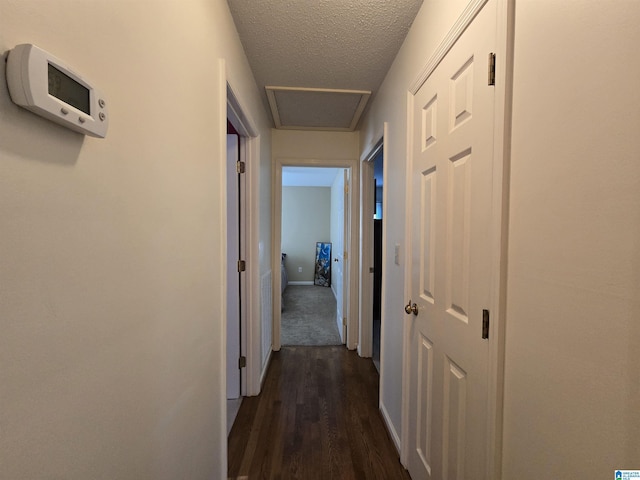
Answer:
[
  {"xmin": 359, "ymin": 0, "xmax": 470, "ymax": 451},
  {"xmin": 281, "ymin": 186, "xmax": 331, "ymax": 282},
  {"xmin": 502, "ymin": 1, "xmax": 640, "ymax": 477},
  {"xmin": 0, "ymin": 1, "xmax": 271, "ymax": 479}
]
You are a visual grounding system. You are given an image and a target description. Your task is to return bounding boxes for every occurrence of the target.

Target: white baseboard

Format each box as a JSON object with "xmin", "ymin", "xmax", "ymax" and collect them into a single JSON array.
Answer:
[
  {"xmin": 288, "ymin": 281, "xmax": 314, "ymax": 286},
  {"xmin": 259, "ymin": 347, "xmax": 272, "ymax": 390},
  {"xmin": 380, "ymin": 401, "xmax": 402, "ymax": 456}
]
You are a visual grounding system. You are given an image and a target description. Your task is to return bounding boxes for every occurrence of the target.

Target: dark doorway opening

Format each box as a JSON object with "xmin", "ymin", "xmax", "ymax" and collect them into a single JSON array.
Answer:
[{"xmin": 372, "ymin": 149, "xmax": 383, "ymax": 371}]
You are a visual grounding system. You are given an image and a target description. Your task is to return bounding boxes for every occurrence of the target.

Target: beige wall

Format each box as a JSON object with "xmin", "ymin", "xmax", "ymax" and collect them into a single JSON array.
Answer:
[
  {"xmin": 0, "ymin": 1, "xmax": 271, "ymax": 479},
  {"xmin": 503, "ymin": 1, "xmax": 640, "ymax": 477},
  {"xmin": 273, "ymin": 129, "xmax": 359, "ymax": 160},
  {"xmin": 281, "ymin": 187, "xmax": 331, "ymax": 283}
]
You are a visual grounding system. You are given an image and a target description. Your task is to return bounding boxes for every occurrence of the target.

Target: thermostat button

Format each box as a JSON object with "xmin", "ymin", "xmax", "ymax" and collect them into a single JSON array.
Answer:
[
  {"xmin": 60, "ymin": 107, "xmax": 69, "ymax": 115},
  {"xmin": 98, "ymin": 99, "xmax": 105, "ymax": 108},
  {"xmin": 99, "ymin": 112, "xmax": 106, "ymax": 121},
  {"xmin": 78, "ymin": 117, "xmax": 86, "ymax": 124}
]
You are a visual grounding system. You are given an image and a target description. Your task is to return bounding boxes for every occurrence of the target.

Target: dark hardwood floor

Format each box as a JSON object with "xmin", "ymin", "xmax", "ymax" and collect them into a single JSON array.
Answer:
[{"xmin": 228, "ymin": 346, "xmax": 411, "ymax": 480}]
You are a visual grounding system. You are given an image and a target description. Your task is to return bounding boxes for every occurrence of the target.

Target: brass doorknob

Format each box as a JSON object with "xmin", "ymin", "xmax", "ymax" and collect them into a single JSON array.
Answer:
[{"xmin": 404, "ymin": 300, "xmax": 418, "ymax": 315}]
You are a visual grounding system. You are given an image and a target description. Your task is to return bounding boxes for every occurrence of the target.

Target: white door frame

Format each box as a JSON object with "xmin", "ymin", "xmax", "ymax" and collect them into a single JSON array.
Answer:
[
  {"xmin": 358, "ymin": 124, "xmax": 388, "ymax": 360},
  {"xmin": 226, "ymin": 133, "xmax": 241, "ymax": 400},
  {"xmin": 272, "ymin": 157, "xmax": 360, "ymax": 351},
  {"xmin": 227, "ymin": 82, "xmax": 262, "ymax": 397},
  {"xmin": 359, "ymin": 144, "xmax": 377, "ymax": 359},
  {"xmin": 400, "ymin": 0, "xmax": 513, "ymax": 477}
]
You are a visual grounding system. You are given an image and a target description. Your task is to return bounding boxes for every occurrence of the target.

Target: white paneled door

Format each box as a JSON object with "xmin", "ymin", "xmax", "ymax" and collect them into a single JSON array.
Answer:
[{"xmin": 406, "ymin": 1, "xmax": 497, "ymax": 478}]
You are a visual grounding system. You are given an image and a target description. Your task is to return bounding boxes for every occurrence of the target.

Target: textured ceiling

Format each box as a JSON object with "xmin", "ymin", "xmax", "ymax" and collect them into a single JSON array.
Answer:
[{"xmin": 227, "ymin": 0, "xmax": 423, "ymax": 131}]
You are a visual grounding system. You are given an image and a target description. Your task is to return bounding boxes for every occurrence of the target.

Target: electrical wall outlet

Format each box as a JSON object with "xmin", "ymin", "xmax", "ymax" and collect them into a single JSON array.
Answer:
[{"xmin": 298, "ymin": 267, "xmax": 302, "ymax": 273}]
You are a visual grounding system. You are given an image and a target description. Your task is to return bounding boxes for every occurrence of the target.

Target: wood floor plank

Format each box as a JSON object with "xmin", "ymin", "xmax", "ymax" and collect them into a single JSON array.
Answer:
[{"xmin": 228, "ymin": 346, "xmax": 411, "ymax": 480}]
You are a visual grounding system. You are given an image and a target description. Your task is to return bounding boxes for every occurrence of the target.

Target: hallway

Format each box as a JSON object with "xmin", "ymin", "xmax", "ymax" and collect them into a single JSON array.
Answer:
[{"xmin": 228, "ymin": 346, "xmax": 410, "ymax": 479}]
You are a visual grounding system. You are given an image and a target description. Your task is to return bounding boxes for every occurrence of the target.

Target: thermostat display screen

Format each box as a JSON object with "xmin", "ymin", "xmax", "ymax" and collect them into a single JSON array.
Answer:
[
  {"xmin": 47, "ymin": 63, "xmax": 90, "ymax": 114},
  {"xmin": 7, "ymin": 43, "xmax": 108, "ymax": 137}
]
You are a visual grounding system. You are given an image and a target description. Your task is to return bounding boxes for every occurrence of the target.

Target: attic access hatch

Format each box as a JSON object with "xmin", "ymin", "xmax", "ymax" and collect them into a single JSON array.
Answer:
[{"xmin": 266, "ymin": 86, "xmax": 370, "ymax": 132}]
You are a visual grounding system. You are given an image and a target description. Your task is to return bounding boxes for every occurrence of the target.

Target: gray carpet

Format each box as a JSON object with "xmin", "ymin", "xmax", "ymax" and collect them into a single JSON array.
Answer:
[{"xmin": 281, "ymin": 285, "xmax": 342, "ymax": 346}]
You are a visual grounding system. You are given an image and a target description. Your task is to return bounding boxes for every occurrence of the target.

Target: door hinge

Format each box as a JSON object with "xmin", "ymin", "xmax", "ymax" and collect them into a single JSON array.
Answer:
[
  {"xmin": 238, "ymin": 356, "xmax": 247, "ymax": 369},
  {"xmin": 488, "ymin": 53, "xmax": 496, "ymax": 86},
  {"xmin": 237, "ymin": 259, "xmax": 246, "ymax": 272},
  {"xmin": 236, "ymin": 161, "xmax": 246, "ymax": 174},
  {"xmin": 344, "ymin": 251, "xmax": 348, "ymax": 260},
  {"xmin": 482, "ymin": 309, "xmax": 490, "ymax": 339},
  {"xmin": 344, "ymin": 183, "xmax": 349, "ymax": 194},
  {"xmin": 343, "ymin": 317, "xmax": 347, "ymax": 326}
]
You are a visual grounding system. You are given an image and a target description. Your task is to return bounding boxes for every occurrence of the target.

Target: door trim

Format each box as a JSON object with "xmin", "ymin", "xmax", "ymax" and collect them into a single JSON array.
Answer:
[
  {"xmin": 360, "ymin": 124, "xmax": 399, "ymax": 452},
  {"xmin": 272, "ymin": 157, "xmax": 360, "ymax": 351},
  {"xmin": 227, "ymin": 82, "xmax": 262, "ymax": 397},
  {"xmin": 359, "ymin": 137, "xmax": 382, "ymax": 359},
  {"xmin": 484, "ymin": 2, "xmax": 515, "ymax": 478},
  {"xmin": 225, "ymin": 133, "xmax": 241, "ymax": 400},
  {"xmin": 409, "ymin": 0, "xmax": 490, "ymax": 95},
  {"xmin": 401, "ymin": 1, "xmax": 513, "ymax": 478}
]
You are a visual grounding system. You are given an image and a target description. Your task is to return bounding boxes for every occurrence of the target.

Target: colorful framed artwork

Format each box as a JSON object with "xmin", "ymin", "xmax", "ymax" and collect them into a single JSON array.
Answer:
[{"xmin": 314, "ymin": 242, "xmax": 332, "ymax": 287}]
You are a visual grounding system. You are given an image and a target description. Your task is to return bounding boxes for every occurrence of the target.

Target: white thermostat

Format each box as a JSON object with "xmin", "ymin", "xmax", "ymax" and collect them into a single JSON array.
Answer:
[{"xmin": 6, "ymin": 44, "xmax": 108, "ymax": 138}]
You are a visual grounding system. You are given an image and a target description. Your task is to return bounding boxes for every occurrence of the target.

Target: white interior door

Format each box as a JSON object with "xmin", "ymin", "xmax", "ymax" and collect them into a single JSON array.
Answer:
[
  {"xmin": 226, "ymin": 134, "xmax": 241, "ymax": 400},
  {"xmin": 340, "ymin": 169, "xmax": 349, "ymax": 342},
  {"xmin": 406, "ymin": 1, "xmax": 497, "ymax": 478},
  {"xmin": 332, "ymin": 169, "xmax": 346, "ymax": 342}
]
